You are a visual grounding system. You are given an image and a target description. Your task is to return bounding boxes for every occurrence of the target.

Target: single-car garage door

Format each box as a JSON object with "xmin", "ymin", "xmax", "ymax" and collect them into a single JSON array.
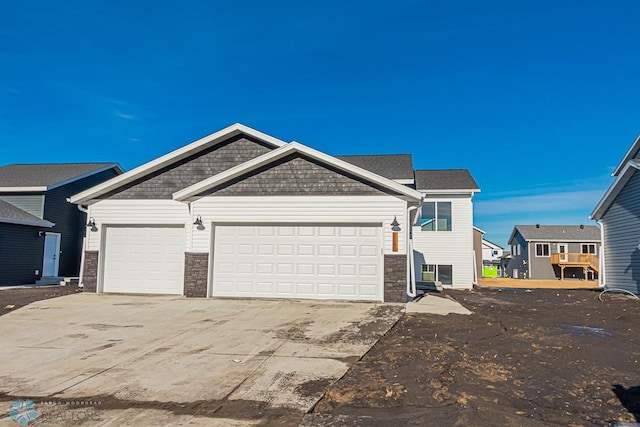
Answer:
[
  {"xmin": 212, "ymin": 224, "xmax": 383, "ymax": 301},
  {"xmin": 102, "ymin": 226, "xmax": 185, "ymax": 294}
]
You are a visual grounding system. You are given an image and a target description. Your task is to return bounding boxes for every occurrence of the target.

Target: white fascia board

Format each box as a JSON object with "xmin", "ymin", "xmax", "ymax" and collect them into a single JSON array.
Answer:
[
  {"xmin": 0, "ymin": 217, "xmax": 54, "ymax": 228},
  {"xmin": 0, "ymin": 187, "xmax": 47, "ymax": 192},
  {"xmin": 612, "ymin": 133, "xmax": 640, "ymax": 176},
  {"xmin": 590, "ymin": 161, "xmax": 640, "ymax": 220},
  {"xmin": 482, "ymin": 239, "xmax": 503, "ymax": 250},
  {"xmin": 174, "ymin": 141, "xmax": 423, "ymax": 201},
  {"xmin": 418, "ymin": 189, "xmax": 480, "ymax": 195},
  {"xmin": 394, "ymin": 179, "xmax": 415, "ymax": 185},
  {"xmin": 70, "ymin": 123, "xmax": 288, "ymax": 204},
  {"xmin": 47, "ymin": 164, "xmax": 124, "ymax": 191},
  {"xmin": 524, "ymin": 239, "xmax": 601, "ymax": 243},
  {"xmin": 473, "ymin": 226, "xmax": 486, "ymax": 234}
]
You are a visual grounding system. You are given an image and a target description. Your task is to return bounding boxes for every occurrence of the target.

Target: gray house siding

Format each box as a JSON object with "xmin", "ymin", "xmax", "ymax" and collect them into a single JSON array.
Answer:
[
  {"xmin": 44, "ymin": 168, "xmax": 120, "ymax": 277},
  {"xmin": 0, "ymin": 223, "xmax": 46, "ymax": 285},
  {"xmin": 204, "ymin": 154, "xmax": 391, "ymax": 197},
  {"xmin": 506, "ymin": 232, "xmax": 528, "ymax": 278},
  {"xmin": 103, "ymin": 136, "xmax": 273, "ymax": 199},
  {"xmin": 0, "ymin": 194, "xmax": 45, "ymax": 218},
  {"xmin": 529, "ymin": 240, "xmax": 556, "ymax": 279},
  {"xmin": 602, "ymin": 169, "xmax": 640, "ymax": 294}
]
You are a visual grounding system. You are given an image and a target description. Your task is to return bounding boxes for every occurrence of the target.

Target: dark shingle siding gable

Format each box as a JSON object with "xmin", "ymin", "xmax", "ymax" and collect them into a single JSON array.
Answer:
[
  {"xmin": 335, "ymin": 155, "xmax": 414, "ymax": 181},
  {"xmin": 415, "ymin": 169, "xmax": 479, "ymax": 191},
  {"xmin": 0, "ymin": 163, "xmax": 117, "ymax": 187},
  {"xmin": 104, "ymin": 135, "xmax": 273, "ymax": 199},
  {"xmin": 515, "ymin": 225, "xmax": 601, "ymax": 241},
  {"xmin": 205, "ymin": 154, "xmax": 391, "ymax": 196}
]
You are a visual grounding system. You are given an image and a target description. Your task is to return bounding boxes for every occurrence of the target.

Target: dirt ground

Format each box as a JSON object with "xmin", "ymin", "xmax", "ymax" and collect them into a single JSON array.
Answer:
[
  {"xmin": 0, "ymin": 284, "xmax": 82, "ymax": 316},
  {"xmin": 479, "ymin": 277, "xmax": 600, "ymax": 290},
  {"xmin": 312, "ymin": 288, "xmax": 640, "ymax": 426}
]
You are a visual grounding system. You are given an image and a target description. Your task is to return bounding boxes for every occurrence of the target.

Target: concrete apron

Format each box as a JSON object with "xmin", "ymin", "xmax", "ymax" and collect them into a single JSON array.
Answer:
[
  {"xmin": 405, "ymin": 294, "xmax": 472, "ymax": 315},
  {"xmin": 0, "ymin": 294, "xmax": 403, "ymax": 426}
]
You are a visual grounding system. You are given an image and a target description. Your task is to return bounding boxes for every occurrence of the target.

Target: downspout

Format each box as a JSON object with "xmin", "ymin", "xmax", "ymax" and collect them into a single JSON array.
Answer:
[
  {"xmin": 76, "ymin": 203, "xmax": 89, "ymax": 287},
  {"xmin": 597, "ymin": 220, "xmax": 605, "ymax": 288},
  {"xmin": 407, "ymin": 204, "xmax": 419, "ymax": 298}
]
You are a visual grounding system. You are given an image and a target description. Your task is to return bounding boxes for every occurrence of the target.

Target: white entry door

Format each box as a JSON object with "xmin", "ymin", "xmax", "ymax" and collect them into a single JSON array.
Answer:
[
  {"xmin": 102, "ymin": 226, "xmax": 185, "ymax": 294},
  {"xmin": 558, "ymin": 243, "xmax": 568, "ymax": 262},
  {"xmin": 212, "ymin": 224, "xmax": 384, "ymax": 301},
  {"xmin": 42, "ymin": 233, "xmax": 61, "ymax": 277}
]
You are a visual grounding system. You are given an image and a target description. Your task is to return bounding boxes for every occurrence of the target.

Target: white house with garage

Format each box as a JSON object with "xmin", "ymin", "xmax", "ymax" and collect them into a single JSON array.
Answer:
[{"xmin": 71, "ymin": 124, "xmax": 479, "ymax": 302}]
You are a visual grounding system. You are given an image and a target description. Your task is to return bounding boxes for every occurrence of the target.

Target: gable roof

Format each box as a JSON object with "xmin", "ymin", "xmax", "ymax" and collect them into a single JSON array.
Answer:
[
  {"xmin": 509, "ymin": 225, "xmax": 601, "ymax": 243},
  {"xmin": 335, "ymin": 154, "xmax": 414, "ymax": 183},
  {"xmin": 0, "ymin": 199, "xmax": 54, "ymax": 228},
  {"xmin": 612, "ymin": 133, "xmax": 640, "ymax": 177},
  {"xmin": 482, "ymin": 239, "xmax": 503, "ymax": 250},
  {"xmin": 70, "ymin": 123, "xmax": 288, "ymax": 204},
  {"xmin": 0, "ymin": 163, "xmax": 122, "ymax": 192},
  {"xmin": 591, "ymin": 159, "xmax": 640, "ymax": 220},
  {"xmin": 415, "ymin": 169, "xmax": 479, "ymax": 192},
  {"xmin": 173, "ymin": 142, "xmax": 423, "ymax": 202}
]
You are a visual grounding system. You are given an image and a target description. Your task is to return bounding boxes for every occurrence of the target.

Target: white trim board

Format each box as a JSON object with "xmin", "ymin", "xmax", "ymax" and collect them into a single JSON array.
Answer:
[{"xmin": 591, "ymin": 161, "xmax": 640, "ymax": 220}]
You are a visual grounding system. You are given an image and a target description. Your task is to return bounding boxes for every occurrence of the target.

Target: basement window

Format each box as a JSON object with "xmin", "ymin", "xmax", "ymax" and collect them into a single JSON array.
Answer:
[{"xmin": 421, "ymin": 264, "xmax": 453, "ymax": 285}]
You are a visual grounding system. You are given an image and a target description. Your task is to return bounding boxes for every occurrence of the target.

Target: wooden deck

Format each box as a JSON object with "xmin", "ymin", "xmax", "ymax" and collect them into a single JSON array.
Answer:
[{"xmin": 478, "ymin": 277, "xmax": 600, "ymax": 289}]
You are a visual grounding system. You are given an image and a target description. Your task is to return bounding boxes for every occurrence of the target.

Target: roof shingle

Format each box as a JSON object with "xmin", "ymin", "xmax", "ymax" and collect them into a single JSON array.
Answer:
[
  {"xmin": 415, "ymin": 169, "xmax": 479, "ymax": 191},
  {"xmin": 0, "ymin": 199, "xmax": 54, "ymax": 227},
  {"xmin": 335, "ymin": 154, "xmax": 414, "ymax": 181},
  {"xmin": 514, "ymin": 225, "xmax": 601, "ymax": 242},
  {"xmin": 0, "ymin": 163, "xmax": 119, "ymax": 188}
]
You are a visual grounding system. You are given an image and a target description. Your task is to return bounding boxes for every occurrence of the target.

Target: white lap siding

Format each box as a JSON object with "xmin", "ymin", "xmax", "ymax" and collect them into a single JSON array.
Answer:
[{"xmin": 412, "ymin": 195, "xmax": 474, "ymax": 288}]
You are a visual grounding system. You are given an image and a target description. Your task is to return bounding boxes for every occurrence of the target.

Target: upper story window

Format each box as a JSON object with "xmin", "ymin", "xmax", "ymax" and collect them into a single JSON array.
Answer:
[
  {"xmin": 512, "ymin": 244, "xmax": 521, "ymax": 256},
  {"xmin": 535, "ymin": 243, "xmax": 550, "ymax": 257},
  {"xmin": 581, "ymin": 244, "xmax": 597, "ymax": 255},
  {"xmin": 492, "ymin": 250, "xmax": 499, "ymax": 256},
  {"xmin": 421, "ymin": 201, "xmax": 452, "ymax": 231}
]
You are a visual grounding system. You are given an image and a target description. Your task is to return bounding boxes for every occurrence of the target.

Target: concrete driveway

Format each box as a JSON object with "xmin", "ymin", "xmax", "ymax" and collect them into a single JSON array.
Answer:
[{"xmin": 0, "ymin": 294, "xmax": 403, "ymax": 426}]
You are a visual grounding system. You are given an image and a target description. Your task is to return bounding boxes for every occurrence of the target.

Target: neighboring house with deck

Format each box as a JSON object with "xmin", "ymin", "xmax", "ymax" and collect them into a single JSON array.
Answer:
[
  {"xmin": 505, "ymin": 225, "xmax": 600, "ymax": 280},
  {"xmin": 0, "ymin": 163, "xmax": 122, "ymax": 285},
  {"xmin": 591, "ymin": 133, "xmax": 640, "ymax": 294},
  {"xmin": 70, "ymin": 123, "xmax": 480, "ymax": 302}
]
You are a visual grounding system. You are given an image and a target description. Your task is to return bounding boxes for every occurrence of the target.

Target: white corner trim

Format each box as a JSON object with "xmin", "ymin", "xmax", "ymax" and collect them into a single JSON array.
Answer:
[
  {"xmin": 591, "ymin": 161, "xmax": 640, "ymax": 220},
  {"xmin": 0, "ymin": 217, "xmax": 54, "ymax": 228},
  {"xmin": 69, "ymin": 123, "xmax": 288, "ymax": 204},
  {"xmin": 173, "ymin": 141, "xmax": 423, "ymax": 201}
]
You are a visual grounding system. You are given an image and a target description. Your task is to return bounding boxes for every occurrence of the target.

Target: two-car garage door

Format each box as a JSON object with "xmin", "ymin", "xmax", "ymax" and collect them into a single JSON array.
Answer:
[{"xmin": 212, "ymin": 224, "xmax": 383, "ymax": 301}]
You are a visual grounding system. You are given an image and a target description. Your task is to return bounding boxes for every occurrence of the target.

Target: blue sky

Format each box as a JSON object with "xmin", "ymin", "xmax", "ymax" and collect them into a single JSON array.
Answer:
[{"xmin": 1, "ymin": 1, "xmax": 639, "ymax": 246}]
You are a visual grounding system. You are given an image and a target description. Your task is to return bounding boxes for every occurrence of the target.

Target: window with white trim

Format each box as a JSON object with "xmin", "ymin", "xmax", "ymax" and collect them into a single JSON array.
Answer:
[
  {"xmin": 420, "ymin": 202, "xmax": 452, "ymax": 231},
  {"xmin": 581, "ymin": 244, "xmax": 596, "ymax": 255},
  {"xmin": 535, "ymin": 243, "xmax": 550, "ymax": 257},
  {"xmin": 421, "ymin": 264, "xmax": 453, "ymax": 285}
]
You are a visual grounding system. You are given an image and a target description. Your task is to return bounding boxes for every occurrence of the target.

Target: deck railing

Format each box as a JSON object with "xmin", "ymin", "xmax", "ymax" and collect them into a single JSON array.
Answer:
[{"xmin": 550, "ymin": 253, "xmax": 599, "ymax": 272}]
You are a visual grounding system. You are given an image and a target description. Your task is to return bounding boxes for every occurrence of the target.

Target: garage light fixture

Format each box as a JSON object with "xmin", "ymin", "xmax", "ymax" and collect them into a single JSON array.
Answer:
[
  {"xmin": 193, "ymin": 215, "xmax": 205, "ymax": 230},
  {"xmin": 86, "ymin": 217, "xmax": 96, "ymax": 228}
]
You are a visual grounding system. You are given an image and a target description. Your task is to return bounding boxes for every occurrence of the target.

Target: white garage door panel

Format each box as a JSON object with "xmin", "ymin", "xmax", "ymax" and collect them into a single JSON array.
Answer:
[
  {"xmin": 212, "ymin": 224, "xmax": 383, "ymax": 301},
  {"xmin": 103, "ymin": 226, "xmax": 185, "ymax": 294}
]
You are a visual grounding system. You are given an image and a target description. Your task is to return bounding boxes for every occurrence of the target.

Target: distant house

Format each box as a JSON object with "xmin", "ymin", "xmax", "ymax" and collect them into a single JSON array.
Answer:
[
  {"xmin": 591, "ymin": 133, "xmax": 640, "ymax": 294},
  {"xmin": 481, "ymin": 238, "xmax": 503, "ymax": 277},
  {"xmin": 505, "ymin": 225, "xmax": 600, "ymax": 280},
  {"xmin": 0, "ymin": 163, "xmax": 122, "ymax": 285}
]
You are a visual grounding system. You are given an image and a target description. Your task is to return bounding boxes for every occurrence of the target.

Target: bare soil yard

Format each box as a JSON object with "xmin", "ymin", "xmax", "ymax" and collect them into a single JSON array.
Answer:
[
  {"xmin": 479, "ymin": 277, "xmax": 600, "ymax": 290},
  {"xmin": 0, "ymin": 284, "xmax": 81, "ymax": 316},
  {"xmin": 311, "ymin": 288, "xmax": 640, "ymax": 426}
]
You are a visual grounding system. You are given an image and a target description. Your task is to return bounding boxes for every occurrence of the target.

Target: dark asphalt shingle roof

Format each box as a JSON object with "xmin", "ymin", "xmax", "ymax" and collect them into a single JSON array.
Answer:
[
  {"xmin": 0, "ymin": 163, "xmax": 118, "ymax": 188},
  {"xmin": 414, "ymin": 169, "xmax": 479, "ymax": 191},
  {"xmin": 335, "ymin": 154, "xmax": 414, "ymax": 180},
  {"xmin": 515, "ymin": 225, "xmax": 601, "ymax": 241},
  {"xmin": 0, "ymin": 199, "xmax": 53, "ymax": 227}
]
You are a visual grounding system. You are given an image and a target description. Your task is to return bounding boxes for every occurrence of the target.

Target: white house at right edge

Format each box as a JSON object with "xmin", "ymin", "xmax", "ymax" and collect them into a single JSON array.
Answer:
[
  {"xmin": 411, "ymin": 170, "xmax": 480, "ymax": 288},
  {"xmin": 591, "ymin": 133, "xmax": 640, "ymax": 294}
]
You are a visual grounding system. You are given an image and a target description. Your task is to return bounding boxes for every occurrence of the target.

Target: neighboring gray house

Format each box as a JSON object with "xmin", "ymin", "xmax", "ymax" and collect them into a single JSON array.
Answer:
[
  {"xmin": 0, "ymin": 163, "xmax": 122, "ymax": 285},
  {"xmin": 505, "ymin": 225, "xmax": 601, "ymax": 280},
  {"xmin": 591, "ymin": 133, "xmax": 640, "ymax": 294}
]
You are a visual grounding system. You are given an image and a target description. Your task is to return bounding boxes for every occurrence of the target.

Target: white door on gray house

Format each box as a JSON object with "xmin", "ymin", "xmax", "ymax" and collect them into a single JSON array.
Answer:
[
  {"xmin": 42, "ymin": 233, "xmax": 61, "ymax": 277},
  {"xmin": 558, "ymin": 243, "xmax": 568, "ymax": 262}
]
